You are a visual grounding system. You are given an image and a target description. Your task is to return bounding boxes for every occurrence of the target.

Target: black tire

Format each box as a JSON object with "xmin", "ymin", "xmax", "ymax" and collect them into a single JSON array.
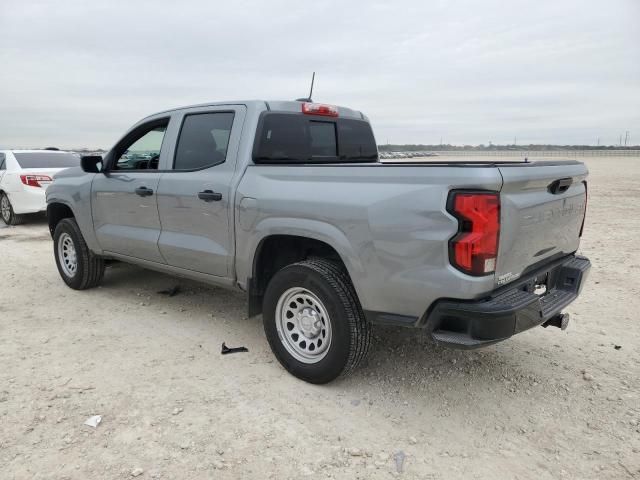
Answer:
[
  {"xmin": 263, "ymin": 258, "xmax": 371, "ymax": 384},
  {"xmin": 53, "ymin": 218, "xmax": 105, "ymax": 290},
  {"xmin": 0, "ymin": 193, "xmax": 25, "ymax": 225}
]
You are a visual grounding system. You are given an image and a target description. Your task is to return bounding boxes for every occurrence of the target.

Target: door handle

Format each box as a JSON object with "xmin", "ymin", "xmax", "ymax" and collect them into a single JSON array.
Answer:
[
  {"xmin": 198, "ymin": 190, "xmax": 222, "ymax": 202},
  {"xmin": 135, "ymin": 186, "xmax": 154, "ymax": 197}
]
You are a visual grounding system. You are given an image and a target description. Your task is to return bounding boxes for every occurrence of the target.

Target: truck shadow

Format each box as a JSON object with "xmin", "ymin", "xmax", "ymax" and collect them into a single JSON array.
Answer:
[{"xmin": 101, "ymin": 263, "xmax": 569, "ymax": 398}]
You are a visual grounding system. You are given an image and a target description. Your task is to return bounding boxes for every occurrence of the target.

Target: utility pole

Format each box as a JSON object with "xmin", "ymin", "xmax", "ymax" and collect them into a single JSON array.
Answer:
[
  {"xmin": 624, "ymin": 131, "xmax": 630, "ymax": 147},
  {"xmin": 514, "ymin": 136, "xmax": 517, "ymax": 145},
  {"xmin": 597, "ymin": 137, "xmax": 600, "ymax": 146}
]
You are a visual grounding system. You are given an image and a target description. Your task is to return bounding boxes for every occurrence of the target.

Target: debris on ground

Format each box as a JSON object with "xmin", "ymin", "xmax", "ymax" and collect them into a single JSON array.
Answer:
[
  {"xmin": 157, "ymin": 285, "xmax": 181, "ymax": 297},
  {"xmin": 130, "ymin": 467, "xmax": 144, "ymax": 477},
  {"xmin": 221, "ymin": 342, "xmax": 249, "ymax": 354},
  {"xmin": 614, "ymin": 345, "xmax": 622, "ymax": 350},
  {"xmin": 83, "ymin": 415, "xmax": 102, "ymax": 428},
  {"xmin": 394, "ymin": 450, "xmax": 406, "ymax": 473}
]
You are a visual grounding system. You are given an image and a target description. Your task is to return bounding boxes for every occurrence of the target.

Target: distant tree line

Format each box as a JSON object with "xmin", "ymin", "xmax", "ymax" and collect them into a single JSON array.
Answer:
[{"xmin": 378, "ymin": 144, "xmax": 640, "ymax": 152}]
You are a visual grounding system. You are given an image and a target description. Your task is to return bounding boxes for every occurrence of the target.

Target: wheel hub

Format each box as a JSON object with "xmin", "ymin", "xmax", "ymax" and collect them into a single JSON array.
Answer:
[
  {"xmin": 298, "ymin": 307, "xmax": 322, "ymax": 338},
  {"xmin": 275, "ymin": 287, "xmax": 332, "ymax": 364},
  {"xmin": 58, "ymin": 233, "xmax": 78, "ymax": 277}
]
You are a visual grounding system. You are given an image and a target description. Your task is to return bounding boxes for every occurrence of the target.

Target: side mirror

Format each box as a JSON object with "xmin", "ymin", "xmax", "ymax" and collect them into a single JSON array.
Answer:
[{"xmin": 80, "ymin": 155, "xmax": 103, "ymax": 173}]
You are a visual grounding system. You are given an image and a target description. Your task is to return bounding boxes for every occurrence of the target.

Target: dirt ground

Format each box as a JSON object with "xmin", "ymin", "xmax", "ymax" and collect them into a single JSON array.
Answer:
[{"xmin": 1, "ymin": 156, "xmax": 639, "ymax": 479}]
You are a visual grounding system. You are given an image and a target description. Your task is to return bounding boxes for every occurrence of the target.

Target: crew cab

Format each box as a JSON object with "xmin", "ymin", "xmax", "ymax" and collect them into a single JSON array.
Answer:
[{"xmin": 46, "ymin": 100, "xmax": 590, "ymax": 383}]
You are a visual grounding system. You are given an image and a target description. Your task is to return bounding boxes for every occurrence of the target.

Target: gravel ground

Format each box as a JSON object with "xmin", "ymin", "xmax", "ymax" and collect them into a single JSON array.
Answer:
[{"xmin": 1, "ymin": 156, "xmax": 639, "ymax": 479}]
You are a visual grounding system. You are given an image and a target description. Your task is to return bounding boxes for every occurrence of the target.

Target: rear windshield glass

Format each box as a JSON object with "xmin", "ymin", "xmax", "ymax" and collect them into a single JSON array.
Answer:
[
  {"xmin": 254, "ymin": 113, "xmax": 377, "ymax": 163},
  {"xmin": 14, "ymin": 152, "xmax": 80, "ymax": 169}
]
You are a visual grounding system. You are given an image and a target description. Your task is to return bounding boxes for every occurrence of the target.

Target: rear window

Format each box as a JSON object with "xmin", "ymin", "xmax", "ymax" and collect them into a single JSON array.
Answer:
[
  {"xmin": 14, "ymin": 152, "xmax": 79, "ymax": 169},
  {"xmin": 254, "ymin": 113, "xmax": 377, "ymax": 164}
]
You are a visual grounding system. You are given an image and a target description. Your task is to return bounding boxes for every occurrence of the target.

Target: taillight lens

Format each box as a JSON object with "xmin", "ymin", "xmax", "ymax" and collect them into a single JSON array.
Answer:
[
  {"xmin": 301, "ymin": 102, "xmax": 339, "ymax": 117},
  {"xmin": 20, "ymin": 174, "xmax": 52, "ymax": 188},
  {"xmin": 448, "ymin": 191, "xmax": 500, "ymax": 276},
  {"xmin": 579, "ymin": 181, "xmax": 587, "ymax": 237}
]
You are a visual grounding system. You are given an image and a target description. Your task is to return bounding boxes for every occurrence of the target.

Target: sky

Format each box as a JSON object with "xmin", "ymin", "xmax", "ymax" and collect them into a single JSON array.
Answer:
[{"xmin": 1, "ymin": 0, "xmax": 638, "ymax": 149}]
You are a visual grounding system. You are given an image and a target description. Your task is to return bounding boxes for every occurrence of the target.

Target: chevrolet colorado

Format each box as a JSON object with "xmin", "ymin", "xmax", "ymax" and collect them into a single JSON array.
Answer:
[{"xmin": 46, "ymin": 100, "xmax": 590, "ymax": 383}]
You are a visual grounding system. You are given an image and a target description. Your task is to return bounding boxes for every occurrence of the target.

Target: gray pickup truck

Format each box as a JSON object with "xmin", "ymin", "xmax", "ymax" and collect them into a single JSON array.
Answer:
[{"xmin": 46, "ymin": 100, "xmax": 590, "ymax": 383}]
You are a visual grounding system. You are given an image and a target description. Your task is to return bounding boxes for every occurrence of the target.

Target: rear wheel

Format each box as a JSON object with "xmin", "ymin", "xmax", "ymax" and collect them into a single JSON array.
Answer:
[
  {"xmin": 53, "ymin": 218, "xmax": 105, "ymax": 289},
  {"xmin": 0, "ymin": 193, "xmax": 25, "ymax": 225},
  {"xmin": 263, "ymin": 258, "xmax": 371, "ymax": 384}
]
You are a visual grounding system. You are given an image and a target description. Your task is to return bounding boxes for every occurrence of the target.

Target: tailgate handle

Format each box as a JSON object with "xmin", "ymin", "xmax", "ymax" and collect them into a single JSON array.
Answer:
[{"xmin": 548, "ymin": 177, "xmax": 572, "ymax": 195}]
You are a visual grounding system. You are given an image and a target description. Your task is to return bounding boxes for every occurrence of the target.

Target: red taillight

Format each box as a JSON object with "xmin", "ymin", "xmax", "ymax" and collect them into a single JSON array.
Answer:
[
  {"xmin": 301, "ymin": 102, "xmax": 339, "ymax": 117},
  {"xmin": 579, "ymin": 181, "xmax": 587, "ymax": 237},
  {"xmin": 448, "ymin": 191, "xmax": 500, "ymax": 276},
  {"xmin": 20, "ymin": 174, "xmax": 52, "ymax": 188}
]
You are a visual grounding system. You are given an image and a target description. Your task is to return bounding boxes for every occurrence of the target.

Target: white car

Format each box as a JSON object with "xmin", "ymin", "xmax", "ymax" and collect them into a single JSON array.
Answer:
[{"xmin": 0, "ymin": 149, "xmax": 80, "ymax": 225}]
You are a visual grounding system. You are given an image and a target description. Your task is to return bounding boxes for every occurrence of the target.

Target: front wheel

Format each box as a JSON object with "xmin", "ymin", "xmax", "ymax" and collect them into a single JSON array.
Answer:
[
  {"xmin": 53, "ymin": 218, "xmax": 105, "ymax": 289},
  {"xmin": 263, "ymin": 259, "xmax": 371, "ymax": 384}
]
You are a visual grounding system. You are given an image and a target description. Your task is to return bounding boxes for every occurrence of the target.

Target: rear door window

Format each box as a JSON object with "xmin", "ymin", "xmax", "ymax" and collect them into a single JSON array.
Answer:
[
  {"xmin": 174, "ymin": 112, "xmax": 235, "ymax": 170},
  {"xmin": 13, "ymin": 152, "xmax": 79, "ymax": 169}
]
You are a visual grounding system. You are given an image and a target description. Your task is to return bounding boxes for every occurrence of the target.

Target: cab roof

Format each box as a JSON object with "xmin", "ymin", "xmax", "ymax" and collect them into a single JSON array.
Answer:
[{"xmin": 147, "ymin": 100, "xmax": 367, "ymax": 121}]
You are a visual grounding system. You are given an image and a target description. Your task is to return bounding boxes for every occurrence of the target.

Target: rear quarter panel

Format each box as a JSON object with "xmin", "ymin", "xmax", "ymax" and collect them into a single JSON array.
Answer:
[{"xmin": 235, "ymin": 164, "xmax": 503, "ymax": 320}]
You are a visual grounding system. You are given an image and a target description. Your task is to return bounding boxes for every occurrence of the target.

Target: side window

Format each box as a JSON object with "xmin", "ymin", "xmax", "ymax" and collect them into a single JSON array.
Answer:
[
  {"xmin": 174, "ymin": 112, "xmax": 234, "ymax": 170},
  {"xmin": 113, "ymin": 121, "xmax": 168, "ymax": 171},
  {"xmin": 0, "ymin": 153, "xmax": 5, "ymax": 170}
]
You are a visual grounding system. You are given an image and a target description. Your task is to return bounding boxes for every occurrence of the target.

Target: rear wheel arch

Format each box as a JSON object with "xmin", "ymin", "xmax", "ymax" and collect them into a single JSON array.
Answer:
[{"xmin": 249, "ymin": 235, "xmax": 357, "ymax": 317}]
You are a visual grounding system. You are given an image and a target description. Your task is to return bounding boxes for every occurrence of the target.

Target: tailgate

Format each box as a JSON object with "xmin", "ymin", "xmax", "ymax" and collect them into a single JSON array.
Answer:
[{"xmin": 496, "ymin": 162, "xmax": 588, "ymax": 287}]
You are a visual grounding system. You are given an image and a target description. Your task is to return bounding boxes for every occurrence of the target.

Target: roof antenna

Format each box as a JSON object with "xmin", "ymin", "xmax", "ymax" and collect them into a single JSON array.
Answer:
[{"xmin": 296, "ymin": 72, "xmax": 315, "ymax": 102}]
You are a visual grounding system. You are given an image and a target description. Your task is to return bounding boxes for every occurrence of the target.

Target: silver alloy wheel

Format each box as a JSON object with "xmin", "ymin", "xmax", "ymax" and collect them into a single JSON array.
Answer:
[
  {"xmin": 275, "ymin": 287, "xmax": 332, "ymax": 364},
  {"xmin": 1, "ymin": 195, "xmax": 10, "ymax": 222},
  {"xmin": 58, "ymin": 232, "xmax": 78, "ymax": 277}
]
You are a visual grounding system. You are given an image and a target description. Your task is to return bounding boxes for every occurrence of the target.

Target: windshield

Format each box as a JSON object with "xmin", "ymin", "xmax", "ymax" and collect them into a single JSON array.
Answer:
[{"xmin": 14, "ymin": 152, "xmax": 80, "ymax": 169}]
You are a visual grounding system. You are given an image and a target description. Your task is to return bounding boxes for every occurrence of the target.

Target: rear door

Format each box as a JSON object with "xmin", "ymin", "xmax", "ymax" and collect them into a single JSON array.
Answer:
[
  {"xmin": 495, "ymin": 162, "xmax": 588, "ymax": 286},
  {"xmin": 156, "ymin": 105, "xmax": 246, "ymax": 277},
  {"xmin": 91, "ymin": 117, "xmax": 173, "ymax": 263}
]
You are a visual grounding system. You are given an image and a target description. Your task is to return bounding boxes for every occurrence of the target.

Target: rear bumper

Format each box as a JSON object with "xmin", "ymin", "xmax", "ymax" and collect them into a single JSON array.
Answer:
[
  {"xmin": 423, "ymin": 254, "xmax": 591, "ymax": 348},
  {"xmin": 8, "ymin": 188, "xmax": 47, "ymax": 214}
]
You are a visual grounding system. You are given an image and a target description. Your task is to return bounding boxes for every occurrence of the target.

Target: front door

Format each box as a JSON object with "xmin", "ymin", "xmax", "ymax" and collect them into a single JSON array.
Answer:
[
  {"xmin": 156, "ymin": 106, "xmax": 246, "ymax": 277},
  {"xmin": 92, "ymin": 118, "xmax": 170, "ymax": 263}
]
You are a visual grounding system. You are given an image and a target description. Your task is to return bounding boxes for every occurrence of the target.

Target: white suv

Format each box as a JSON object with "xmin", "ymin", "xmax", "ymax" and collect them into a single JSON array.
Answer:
[{"xmin": 0, "ymin": 149, "xmax": 80, "ymax": 225}]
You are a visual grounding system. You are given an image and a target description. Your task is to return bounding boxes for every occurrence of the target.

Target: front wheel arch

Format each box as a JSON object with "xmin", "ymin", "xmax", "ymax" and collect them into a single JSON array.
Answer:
[{"xmin": 47, "ymin": 202, "xmax": 75, "ymax": 237}]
